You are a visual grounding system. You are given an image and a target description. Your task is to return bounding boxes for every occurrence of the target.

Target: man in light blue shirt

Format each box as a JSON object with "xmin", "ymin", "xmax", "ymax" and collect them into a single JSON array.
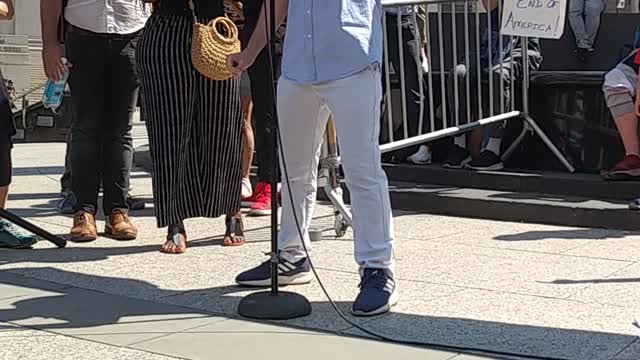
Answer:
[{"xmin": 228, "ymin": 0, "xmax": 397, "ymax": 316}]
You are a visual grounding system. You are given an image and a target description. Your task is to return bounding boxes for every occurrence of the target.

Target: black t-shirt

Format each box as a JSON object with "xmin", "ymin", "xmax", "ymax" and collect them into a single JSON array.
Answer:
[
  {"xmin": 240, "ymin": 0, "xmax": 285, "ymax": 48},
  {"xmin": 155, "ymin": 0, "xmax": 225, "ymax": 20},
  {"xmin": 241, "ymin": 0, "xmax": 262, "ymax": 41}
]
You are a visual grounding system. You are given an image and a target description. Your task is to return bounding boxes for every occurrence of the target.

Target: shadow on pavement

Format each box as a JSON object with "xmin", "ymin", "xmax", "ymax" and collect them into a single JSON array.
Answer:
[
  {"xmin": 493, "ymin": 229, "xmax": 630, "ymax": 241},
  {"xmin": 0, "ymin": 233, "xmax": 273, "ymax": 265},
  {"xmin": 0, "ymin": 268, "xmax": 637, "ymax": 360}
]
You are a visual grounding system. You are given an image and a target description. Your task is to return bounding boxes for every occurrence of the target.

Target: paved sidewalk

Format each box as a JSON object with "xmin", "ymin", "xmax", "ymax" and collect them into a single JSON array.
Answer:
[{"xmin": 2, "ymin": 137, "xmax": 640, "ymax": 359}]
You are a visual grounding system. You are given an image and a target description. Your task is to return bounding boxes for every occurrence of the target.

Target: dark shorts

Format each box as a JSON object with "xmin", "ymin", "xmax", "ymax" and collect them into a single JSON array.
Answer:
[{"xmin": 0, "ymin": 134, "xmax": 11, "ymax": 187}]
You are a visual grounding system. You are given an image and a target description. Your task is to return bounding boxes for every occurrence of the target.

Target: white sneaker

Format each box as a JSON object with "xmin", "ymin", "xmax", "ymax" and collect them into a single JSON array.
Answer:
[
  {"xmin": 407, "ymin": 145, "xmax": 432, "ymax": 165},
  {"xmin": 241, "ymin": 178, "xmax": 252, "ymax": 198}
]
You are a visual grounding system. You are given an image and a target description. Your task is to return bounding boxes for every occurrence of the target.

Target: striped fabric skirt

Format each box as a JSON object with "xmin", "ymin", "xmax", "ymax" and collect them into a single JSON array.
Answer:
[{"xmin": 136, "ymin": 14, "xmax": 243, "ymax": 228}]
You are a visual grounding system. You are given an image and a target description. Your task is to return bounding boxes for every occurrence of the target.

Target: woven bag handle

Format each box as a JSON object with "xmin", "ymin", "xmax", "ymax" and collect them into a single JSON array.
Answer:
[
  {"xmin": 207, "ymin": 17, "xmax": 238, "ymax": 44},
  {"xmin": 187, "ymin": 0, "xmax": 198, "ymax": 22}
]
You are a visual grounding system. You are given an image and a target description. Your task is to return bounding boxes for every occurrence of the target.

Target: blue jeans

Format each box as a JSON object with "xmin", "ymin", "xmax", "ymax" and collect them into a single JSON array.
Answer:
[{"xmin": 568, "ymin": 0, "xmax": 606, "ymax": 49}]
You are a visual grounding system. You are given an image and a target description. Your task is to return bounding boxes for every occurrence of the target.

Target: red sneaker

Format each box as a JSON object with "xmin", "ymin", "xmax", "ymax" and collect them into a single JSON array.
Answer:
[
  {"xmin": 602, "ymin": 155, "xmax": 640, "ymax": 180},
  {"xmin": 249, "ymin": 182, "xmax": 272, "ymax": 216}
]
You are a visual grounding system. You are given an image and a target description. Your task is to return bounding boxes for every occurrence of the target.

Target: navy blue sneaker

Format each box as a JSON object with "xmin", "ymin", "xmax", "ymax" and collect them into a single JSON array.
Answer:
[
  {"xmin": 351, "ymin": 268, "xmax": 399, "ymax": 317},
  {"xmin": 236, "ymin": 256, "xmax": 313, "ymax": 287}
]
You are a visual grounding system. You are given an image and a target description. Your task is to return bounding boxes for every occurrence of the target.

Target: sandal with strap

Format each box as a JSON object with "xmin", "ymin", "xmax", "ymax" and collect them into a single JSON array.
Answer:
[
  {"xmin": 223, "ymin": 215, "xmax": 246, "ymax": 246},
  {"xmin": 161, "ymin": 224, "xmax": 187, "ymax": 254}
]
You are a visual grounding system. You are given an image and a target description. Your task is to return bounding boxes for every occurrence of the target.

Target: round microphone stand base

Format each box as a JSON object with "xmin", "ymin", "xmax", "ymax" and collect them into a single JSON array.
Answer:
[{"xmin": 238, "ymin": 290, "xmax": 311, "ymax": 320}]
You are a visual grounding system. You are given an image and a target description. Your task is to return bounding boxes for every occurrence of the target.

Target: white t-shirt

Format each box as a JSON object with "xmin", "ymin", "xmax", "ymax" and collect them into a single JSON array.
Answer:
[{"xmin": 64, "ymin": 0, "xmax": 150, "ymax": 34}]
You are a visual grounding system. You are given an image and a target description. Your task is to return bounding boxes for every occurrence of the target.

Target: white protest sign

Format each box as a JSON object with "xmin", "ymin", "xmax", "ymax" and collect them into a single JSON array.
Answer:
[{"xmin": 500, "ymin": 0, "xmax": 567, "ymax": 39}]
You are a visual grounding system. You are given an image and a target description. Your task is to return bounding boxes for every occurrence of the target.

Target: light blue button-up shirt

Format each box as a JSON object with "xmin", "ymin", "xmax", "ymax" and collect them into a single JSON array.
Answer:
[{"xmin": 281, "ymin": 0, "xmax": 383, "ymax": 85}]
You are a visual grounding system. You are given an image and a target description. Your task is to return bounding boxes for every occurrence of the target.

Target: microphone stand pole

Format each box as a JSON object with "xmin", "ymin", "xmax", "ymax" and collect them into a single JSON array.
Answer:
[{"xmin": 237, "ymin": 0, "xmax": 311, "ymax": 320}]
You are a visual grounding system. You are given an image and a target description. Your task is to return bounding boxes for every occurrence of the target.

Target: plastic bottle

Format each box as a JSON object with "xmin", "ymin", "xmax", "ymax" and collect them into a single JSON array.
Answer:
[{"xmin": 42, "ymin": 58, "xmax": 69, "ymax": 113}]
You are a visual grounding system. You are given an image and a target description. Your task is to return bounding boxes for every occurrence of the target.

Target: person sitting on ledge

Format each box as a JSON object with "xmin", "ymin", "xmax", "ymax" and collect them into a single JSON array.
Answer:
[
  {"xmin": 601, "ymin": 37, "xmax": 640, "ymax": 184},
  {"xmin": 442, "ymin": 0, "xmax": 542, "ymax": 172},
  {"xmin": 568, "ymin": 0, "xmax": 606, "ymax": 60}
]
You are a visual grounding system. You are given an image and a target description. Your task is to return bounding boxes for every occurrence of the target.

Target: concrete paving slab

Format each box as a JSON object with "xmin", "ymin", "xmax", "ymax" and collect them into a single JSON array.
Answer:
[
  {"xmin": 348, "ymin": 288, "xmax": 636, "ymax": 360},
  {"xmin": 0, "ymin": 326, "xmax": 179, "ymax": 360},
  {"xmin": 0, "ymin": 321, "xmax": 51, "ymax": 337},
  {"xmin": 567, "ymin": 261, "xmax": 640, "ymax": 309},
  {"xmin": 162, "ymin": 268, "xmax": 461, "ymax": 332},
  {"xmin": 397, "ymin": 239, "xmax": 632, "ymax": 299},
  {"xmin": 0, "ymin": 270, "xmax": 69, "ymax": 299},
  {"xmin": 0, "ymin": 273, "xmax": 226, "ymax": 346},
  {"xmin": 133, "ymin": 318, "xmax": 457, "ymax": 360},
  {"xmin": 562, "ymin": 235, "xmax": 640, "ymax": 261},
  {"xmin": 612, "ymin": 338, "xmax": 640, "ymax": 360}
]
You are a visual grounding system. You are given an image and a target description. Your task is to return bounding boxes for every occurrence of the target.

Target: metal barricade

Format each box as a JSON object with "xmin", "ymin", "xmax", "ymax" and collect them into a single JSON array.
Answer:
[
  {"xmin": 379, "ymin": 0, "xmax": 573, "ymax": 171},
  {"xmin": 318, "ymin": 0, "xmax": 575, "ymax": 237}
]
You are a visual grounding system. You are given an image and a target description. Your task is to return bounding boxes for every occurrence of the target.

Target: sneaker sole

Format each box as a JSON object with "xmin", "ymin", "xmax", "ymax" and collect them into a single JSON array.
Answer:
[
  {"xmin": 104, "ymin": 227, "xmax": 137, "ymax": 241},
  {"xmin": 70, "ymin": 234, "xmax": 97, "ymax": 243},
  {"xmin": 236, "ymin": 272, "xmax": 314, "ymax": 287},
  {"xmin": 466, "ymin": 163, "xmax": 504, "ymax": 171},
  {"xmin": 602, "ymin": 170, "xmax": 640, "ymax": 181},
  {"xmin": 407, "ymin": 159, "xmax": 432, "ymax": 165},
  {"xmin": 442, "ymin": 157, "xmax": 471, "ymax": 169},
  {"xmin": 351, "ymin": 290, "xmax": 400, "ymax": 317}
]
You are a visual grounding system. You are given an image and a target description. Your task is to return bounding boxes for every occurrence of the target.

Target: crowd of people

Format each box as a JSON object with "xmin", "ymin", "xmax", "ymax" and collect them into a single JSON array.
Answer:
[
  {"xmin": 38, "ymin": 0, "xmax": 397, "ymax": 316},
  {"xmin": 0, "ymin": 0, "xmax": 637, "ymax": 316}
]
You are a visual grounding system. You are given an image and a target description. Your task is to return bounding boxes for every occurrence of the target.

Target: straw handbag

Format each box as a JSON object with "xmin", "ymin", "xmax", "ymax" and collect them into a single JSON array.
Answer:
[{"xmin": 188, "ymin": 0, "xmax": 241, "ymax": 81}]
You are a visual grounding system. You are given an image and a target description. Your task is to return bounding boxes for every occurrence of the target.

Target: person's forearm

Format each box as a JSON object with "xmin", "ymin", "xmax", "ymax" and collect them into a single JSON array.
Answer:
[
  {"xmin": 40, "ymin": 0, "xmax": 63, "ymax": 46},
  {"xmin": 245, "ymin": 0, "xmax": 288, "ymax": 57}
]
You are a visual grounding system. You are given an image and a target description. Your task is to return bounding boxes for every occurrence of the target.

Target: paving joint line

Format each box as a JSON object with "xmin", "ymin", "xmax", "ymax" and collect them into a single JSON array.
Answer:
[
  {"xmin": 609, "ymin": 336, "xmax": 640, "ymax": 360},
  {"xmin": 2, "ymin": 320, "xmax": 188, "ymax": 360}
]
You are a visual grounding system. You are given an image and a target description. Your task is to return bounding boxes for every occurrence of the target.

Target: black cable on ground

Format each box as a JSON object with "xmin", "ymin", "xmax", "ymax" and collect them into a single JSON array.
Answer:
[{"xmin": 260, "ymin": 3, "xmax": 568, "ymax": 359}]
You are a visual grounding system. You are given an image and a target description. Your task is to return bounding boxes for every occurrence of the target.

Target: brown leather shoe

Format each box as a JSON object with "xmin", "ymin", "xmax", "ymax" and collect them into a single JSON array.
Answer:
[
  {"xmin": 105, "ymin": 210, "xmax": 137, "ymax": 240},
  {"xmin": 71, "ymin": 211, "xmax": 97, "ymax": 242}
]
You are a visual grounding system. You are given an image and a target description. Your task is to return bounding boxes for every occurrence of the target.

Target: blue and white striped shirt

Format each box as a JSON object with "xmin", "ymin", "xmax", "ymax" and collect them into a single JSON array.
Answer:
[{"xmin": 281, "ymin": 0, "xmax": 383, "ymax": 84}]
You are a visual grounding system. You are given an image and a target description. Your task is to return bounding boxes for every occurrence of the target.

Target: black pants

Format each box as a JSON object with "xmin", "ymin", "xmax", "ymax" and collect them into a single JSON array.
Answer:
[
  {"xmin": 247, "ymin": 48, "xmax": 280, "ymax": 183},
  {"xmin": 382, "ymin": 13, "xmax": 428, "ymax": 160},
  {"xmin": 60, "ymin": 132, "xmax": 71, "ymax": 193},
  {"xmin": 65, "ymin": 28, "xmax": 139, "ymax": 215}
]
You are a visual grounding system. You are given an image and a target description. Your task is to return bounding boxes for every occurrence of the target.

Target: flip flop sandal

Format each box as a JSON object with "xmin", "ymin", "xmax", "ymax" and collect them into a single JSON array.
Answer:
[
  {"xmin": 223, "ymin": 215, "xmax": 246, "ymax": 247},
  {"xmin": 162, "ymin": 225, "xmax": 187, "ymax": 254}
]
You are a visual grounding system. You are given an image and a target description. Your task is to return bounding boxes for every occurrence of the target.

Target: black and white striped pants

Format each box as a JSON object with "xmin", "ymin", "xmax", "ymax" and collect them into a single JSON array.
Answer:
[{"xmin": 136, "ymin": 14, "xmax": 243, "ymax": 228}]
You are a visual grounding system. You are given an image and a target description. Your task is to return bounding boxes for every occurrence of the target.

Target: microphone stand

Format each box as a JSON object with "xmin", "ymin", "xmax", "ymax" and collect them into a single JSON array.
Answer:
[{"xmin": 237, "ymin": 0, "xmax": 311, "ymax": 319}]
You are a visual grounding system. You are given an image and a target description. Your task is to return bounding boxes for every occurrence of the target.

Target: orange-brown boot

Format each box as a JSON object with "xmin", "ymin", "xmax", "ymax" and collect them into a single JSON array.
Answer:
[
  {"xmin": 105, "ymin": 210, "xmax": 137, "ymax": 240},
  {"xmin": 71, "ymin": 211, "xmax": 97, "ymax": 242}
]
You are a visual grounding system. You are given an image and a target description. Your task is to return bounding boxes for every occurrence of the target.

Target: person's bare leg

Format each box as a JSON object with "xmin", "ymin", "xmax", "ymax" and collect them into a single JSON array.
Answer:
[
  {"xmin": 469, "ymin": 128, "xmax": 483, "ymax": 159},
  {"xmin": 161, "ymin": 221, "xmax": 187, "ymax": 254},
  {"xmin": 223, "ymin": 210, "xmax": 245, "ymax": 246},
  {"xmin": 0, "ymin": 185, "xmax": 8, "ymax": 210},
  {"xmin": 242, "ymin": 98, "xmax": 254, "ymax": 179},
  {"xmin": 613, "ymin": 113, "xmax": 639, "ymax": 156}
]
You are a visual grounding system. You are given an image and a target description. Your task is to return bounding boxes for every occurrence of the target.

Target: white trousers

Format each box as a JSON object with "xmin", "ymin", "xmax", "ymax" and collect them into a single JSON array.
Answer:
[{"xmin": 277, "ymin": 66, "xmax": 395, "ymax": 275}]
